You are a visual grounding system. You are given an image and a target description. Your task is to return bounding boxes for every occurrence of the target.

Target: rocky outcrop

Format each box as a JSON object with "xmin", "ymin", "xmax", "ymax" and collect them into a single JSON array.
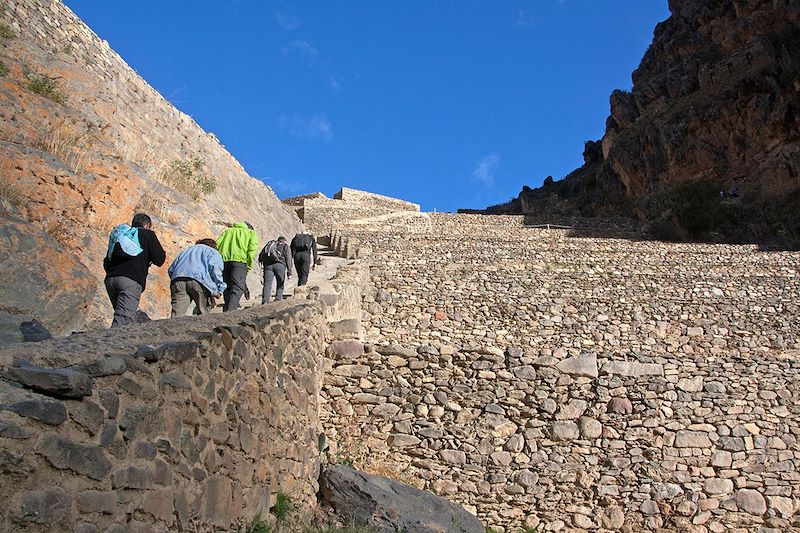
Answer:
[
  {"xmin": 320, "ymin": 464, "xmax": 485, "ymax": 533},
  {"xmin": 0, "ymin": 203, "xmax": 95, "ymax": 343},
  {"xmin": 483, "ymin": 0, "xmax": 800, "ymax": 246},
  {"xmin": 0, "ymin": 0, "xmax": 302, "ymax": 333}
]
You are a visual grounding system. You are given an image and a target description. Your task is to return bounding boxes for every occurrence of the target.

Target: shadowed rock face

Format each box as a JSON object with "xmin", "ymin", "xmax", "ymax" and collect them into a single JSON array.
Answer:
[
  {"xmin": 320, "ymin": 464, "xmax": 486, "ymax": 533},
  {"xmin": 0, "ymin": 206, "xmax": 95, "ymax": 343},
  {"xmin": 482, "ymin": 0, "xmax": 800, "ymax": 246}
]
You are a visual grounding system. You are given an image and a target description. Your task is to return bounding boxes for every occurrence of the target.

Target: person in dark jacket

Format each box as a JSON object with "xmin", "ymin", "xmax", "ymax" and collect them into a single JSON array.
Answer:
[
  {"xmin": 259, "ymin": 236, "xmax": 292, "ymax": 304},
  {"xmin": 103, "ymin": 213, "xmax": 166, "ymax": 327},
  {"xmin": 290, "ymin": 232, "xmax": 317, "ymax": 286}
]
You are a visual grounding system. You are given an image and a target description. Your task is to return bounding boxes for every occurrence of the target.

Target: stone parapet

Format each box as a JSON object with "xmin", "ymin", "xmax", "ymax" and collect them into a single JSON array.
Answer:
[{"xmin": 0, "ymin": 301, "xmax": 330, "ymax": 531}]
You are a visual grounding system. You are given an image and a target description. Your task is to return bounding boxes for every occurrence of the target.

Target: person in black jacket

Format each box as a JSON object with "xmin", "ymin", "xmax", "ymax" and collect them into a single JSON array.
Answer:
[
  {"xmin": 103, "ymin": 213, "xmax": 166, "ymax": 327},
  {"xmin": 290, "ymin": 232, "xmax": 317, "ymax": 286}
]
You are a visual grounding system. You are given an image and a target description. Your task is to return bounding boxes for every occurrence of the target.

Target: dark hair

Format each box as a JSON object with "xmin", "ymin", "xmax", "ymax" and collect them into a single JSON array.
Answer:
[
  {"xmin": 131, "ymin": 213, "xmax": 152, "ymax": 228},
  {"xmin": 244, "ymin": 221, "xmax": 254, "ymax": 230},
  {"xmin": 277, "ymin": 235, "xmax": 287, "ymax": 242},
  {"xmin": 196, "ymin": 238, "xmax": 217, "ymax": 249}
]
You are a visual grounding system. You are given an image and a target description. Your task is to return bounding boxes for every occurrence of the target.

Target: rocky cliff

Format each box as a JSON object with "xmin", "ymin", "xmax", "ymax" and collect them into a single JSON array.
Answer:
[
  {"xmin": 484, "ymin": 0, "xmax": 800, "ymax": 246},
  {"xmin": 0, "ymin": 0, "xmax": 302, "ymax": 339}
]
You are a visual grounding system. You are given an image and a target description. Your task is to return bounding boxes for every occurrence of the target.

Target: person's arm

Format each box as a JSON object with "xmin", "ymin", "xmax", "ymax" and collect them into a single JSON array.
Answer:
[
  {"xmin": 311, "ymin": 237, "xmax": 318, "ymax": 265},
  {"xmin": 149, "ymin": 232, "xmax": 167, "ymax": 267},
  {"xmin": 209, "ymin": 250, "xmax": 226, "ymax": 296},
  {"xmin": 246, "ymin": 230, "xmax": 259, "ymax": 271},
  {"xmin": 284, "ymin": 243, "xmax": 293, "ymax": 277}
]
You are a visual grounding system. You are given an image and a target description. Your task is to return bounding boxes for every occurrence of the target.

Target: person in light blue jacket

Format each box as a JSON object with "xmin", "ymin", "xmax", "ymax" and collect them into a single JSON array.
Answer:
[{"xmin": 168, "ymin": 238, "xmax": 226, "ymax": 316}]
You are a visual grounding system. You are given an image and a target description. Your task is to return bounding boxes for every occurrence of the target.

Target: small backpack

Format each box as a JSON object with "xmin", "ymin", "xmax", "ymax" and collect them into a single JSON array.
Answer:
[
  {"xmin": 259, "ymin": 240, "xmax": 284, "ymax": 265},
  {"xmin": 107, "ymin": 224, "xmax": 143, "ymax": 259},
  {"xmin": 294, "ymin": 234, "xmax": 313, "ymax": 252}
]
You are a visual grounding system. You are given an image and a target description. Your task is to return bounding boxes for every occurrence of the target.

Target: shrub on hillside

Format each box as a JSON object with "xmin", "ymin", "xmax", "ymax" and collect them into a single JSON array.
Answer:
[
  {"xmin": 28, "ymin": 75, "xmax": 66, "ymax": 103},
  {"xmin": 157, "ymin": 158, "xmax": 216, "ymax": 200},
  {"xmin": 647, "ymin": 180, "xmax": 743, "ymax": 241},
  {"xmin": 0, "ymin": 22, "xmax": 15, "ymax": 39}
]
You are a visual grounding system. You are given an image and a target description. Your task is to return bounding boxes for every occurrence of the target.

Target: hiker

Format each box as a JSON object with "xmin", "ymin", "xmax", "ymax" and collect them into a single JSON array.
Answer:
[
  {"xmin": 290, "ymin": 231, "xmax": 318, "ymax": 286},
  {"xmin": 259, "ymin": 236, "xmax": 292, "ymax": 304},
  {"xmin": 168, "ymin": 238, "xmax": 226, "ymax": 316},
  {"xmin": 103, "ymin": 213, "xmax": 166, "ymax": 327},
  {"xmin": 216, "ymin": 221, "xmax": 259, "ymax": 312}
]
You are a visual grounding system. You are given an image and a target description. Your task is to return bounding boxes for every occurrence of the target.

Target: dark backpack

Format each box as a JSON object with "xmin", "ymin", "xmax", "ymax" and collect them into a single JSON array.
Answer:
[
  {"xmin": 294, "ymin": 234, "xmax": 313, "ymax": 252},
  {"xmin": 259, "ymin": 240, "xmax": 284, "ymax": 265}
]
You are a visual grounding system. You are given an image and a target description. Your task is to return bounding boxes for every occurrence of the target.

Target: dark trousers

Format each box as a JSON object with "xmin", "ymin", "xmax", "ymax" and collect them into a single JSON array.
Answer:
[
  {"xmin": 222, "ymin": 261, "xmax": 247, "ymax": 312},
  {"xmin": 262, "ymin": 262, "xmax": 286, "ymax": 304},
  {"xmin": 294, "ymin": 251, "xmax": 312, "ymax": 286},
  {"xmin": 105, "ymin": 276, "xmax": 143, "ymax": 327},
  {"xmin": 171, "ymin": 278, "xmax": 212, "ymax": 316}
]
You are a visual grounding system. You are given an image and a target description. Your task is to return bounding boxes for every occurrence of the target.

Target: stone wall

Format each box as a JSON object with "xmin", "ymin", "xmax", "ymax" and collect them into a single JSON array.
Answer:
[
  {"xmin": 285, "ymin": 188, "xmax": 420, "ymax": 237},
  {"xmin": 0, "ymin": 302, "xmax": 327, "ymax": 532},
  {"xmin": 318, "ymin": 213, "xmax": 800, "ymax": 532},
  {"xmin": 0, "ymin": 239, "xmax": 372, "ymax": 532},
  {"xmin": 0, "ymin": 0, "xmax": 302, "ymax": 331}
]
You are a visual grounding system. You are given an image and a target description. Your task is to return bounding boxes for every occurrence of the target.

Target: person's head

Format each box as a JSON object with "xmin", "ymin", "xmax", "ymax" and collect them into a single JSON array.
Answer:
[
  {"xmin": 277, "ymin": 236, "xmax": 287, "ymax": 243},
  {"xmin": 131, "ymin": 213, "xmax": 152, "ymax": 229},
  {"xmin": 196, "ymin": 238, "xmax": 216, "ymax": 249}
]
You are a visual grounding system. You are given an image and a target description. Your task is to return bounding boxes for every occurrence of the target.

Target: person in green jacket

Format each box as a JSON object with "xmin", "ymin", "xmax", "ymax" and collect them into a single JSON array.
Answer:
[{"xmin": 216, "ymin": 221, "xmax": 259, "ymax": 311}]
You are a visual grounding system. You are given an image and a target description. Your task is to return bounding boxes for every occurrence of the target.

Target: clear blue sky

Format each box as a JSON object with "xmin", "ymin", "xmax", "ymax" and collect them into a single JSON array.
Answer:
[{"xmin": 65, "ymin": 1, "xmax": 670, "ymax": 212}]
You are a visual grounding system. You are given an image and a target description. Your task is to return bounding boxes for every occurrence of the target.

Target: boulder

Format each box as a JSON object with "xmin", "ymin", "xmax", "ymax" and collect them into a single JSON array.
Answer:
[
  {"xmin": 0, "ymin": 212, "xmax": 95, "ymax": 344},
  {"xmin": 320, "ymin": 464, "xmax": 485, "ymax": 533}
]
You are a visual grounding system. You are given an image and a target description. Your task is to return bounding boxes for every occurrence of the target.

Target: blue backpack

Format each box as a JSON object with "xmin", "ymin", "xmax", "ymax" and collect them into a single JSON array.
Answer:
[{"xmin": 107, "ymin": 224, "xmax": 143, "ymax": 259}]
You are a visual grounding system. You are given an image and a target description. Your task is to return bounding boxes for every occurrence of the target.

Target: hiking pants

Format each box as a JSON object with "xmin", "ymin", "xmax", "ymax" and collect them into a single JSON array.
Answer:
[
  {"xmin": 222, "ymin": 261, "xmax": 247, "ymax": 312},
  {"xmin": 262, "ymin": 262, "xmax": 286, "ymax": 304},
  {"xmin": 171, "ymin": 278, "xmax": 211, "ymax": 316},
  {"xmin": 105, "ymin": 275, "xmax": 143, "ymax": 327},
  {"xmin": 294, "ymin": 251, "xmax": 312, "ymax": 286}
]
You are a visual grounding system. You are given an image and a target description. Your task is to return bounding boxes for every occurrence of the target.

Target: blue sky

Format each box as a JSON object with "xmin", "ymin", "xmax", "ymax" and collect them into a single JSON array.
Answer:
[{"xmin": 65, "ymin": 1, "xmax": 670, "ymax": 212}]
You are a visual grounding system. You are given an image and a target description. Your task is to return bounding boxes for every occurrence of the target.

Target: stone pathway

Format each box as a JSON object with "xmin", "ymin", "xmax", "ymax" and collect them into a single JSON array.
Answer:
[{"xmin": 241, "ymin": 243, "xmax": 351, "ymax": 307}]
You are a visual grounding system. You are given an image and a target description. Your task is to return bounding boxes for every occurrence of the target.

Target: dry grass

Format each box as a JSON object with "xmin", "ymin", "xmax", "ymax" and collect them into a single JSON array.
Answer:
[
  {"xmin": 0, "ymin": 157, "xmax": 29, "ymax": 208},
  {"xmin": 137, "ymin": 193, "xmax": 181, "ymax": 225},
  {"xmin": 156, "ymin": 157, "xmax": 216, "ymax": 200},
  {"xmin": 109, "ymin": 136, "xmax": 160, "ymax": 174},
  {"xmin": 31, "ymin": 120, "xmax": 93, "ymax": 175}
]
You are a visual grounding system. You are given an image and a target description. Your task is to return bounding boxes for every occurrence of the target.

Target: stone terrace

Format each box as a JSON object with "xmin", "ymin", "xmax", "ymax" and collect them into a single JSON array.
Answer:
[{"xmin": 321, "ymin": 213, "xmax": 800, "ymax": 532}]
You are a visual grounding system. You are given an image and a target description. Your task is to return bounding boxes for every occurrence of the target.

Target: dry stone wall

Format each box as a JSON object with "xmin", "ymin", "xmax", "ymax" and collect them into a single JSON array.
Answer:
[
  {"xmin": 0, "ymin": 0, "xmax": 302, "ymax": 330},
  {"xmin": 0, "ymin": 247, "xmax": 371, "ymax": 532},
  {"xmin": 285, "ymin": 188, "xmax": 420, "ymax": 237},
  {"xmin": 0, "ymin": 302, "xmax": 328, "ymax": 532},
  {"xmin": 320, "ymin": 213, "xmax": 800, "ymax": 532}
]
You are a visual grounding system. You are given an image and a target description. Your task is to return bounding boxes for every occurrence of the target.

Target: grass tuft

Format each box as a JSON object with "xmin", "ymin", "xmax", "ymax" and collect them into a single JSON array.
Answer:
[
  {"xmin": 272, "ymin": 491, "xmax": 295, "ymax": 525},
  {"xmin": 249, "ymin": 513, "xmax": 272, "ymax": 533},
  {"xmin": 27, "ymin": 75, "xmax": 66, "ymax": 104},
  {"xmin": 157, "ymin": 157, "xmax": 216, "ymax": 200},
  {"xmin": 0, "ymin": 21, "xmax": 15, "ymax": 39}
]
